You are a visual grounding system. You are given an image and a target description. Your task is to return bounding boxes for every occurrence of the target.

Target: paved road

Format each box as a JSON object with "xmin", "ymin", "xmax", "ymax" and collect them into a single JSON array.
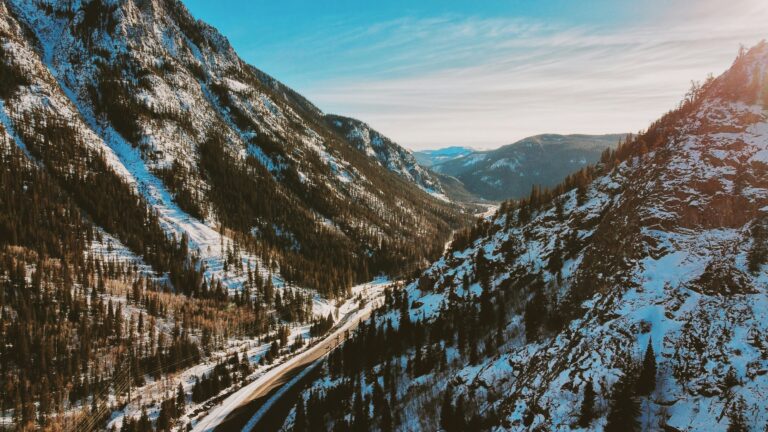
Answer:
[
  {"xmin": 191, "ymin": 286, "xmax": 385, "ymax": 432},
  {"xmin": 224, "ymin": 310, "xmax": 371, "ymax": 432}
]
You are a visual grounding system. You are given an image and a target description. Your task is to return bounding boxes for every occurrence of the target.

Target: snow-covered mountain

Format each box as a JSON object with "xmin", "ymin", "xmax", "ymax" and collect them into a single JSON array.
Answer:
[
  {"xmin": 414, "ymin": 146, "xmax": 476, "ymax": 167},
  {"xmin": 0, "ymin": 0, "xmax": 466, "ymax": 296},
  {"xmin": 0, "ymin": 3, "xmax": 473, "ymax": 428},
  {"xmin": 3, "ymin": 1, "xmax": 766, "ymax": 430},
  {"xmin": 430, "ymin": 134, "xmax": 625, "ymax": 201},
  {"xmin": 325, "ymin": 114, "xmax": 446, "ymax": 199},
  {"xmin": 283, "ymin": 43, "xmax": 768, "ymax": 431}
]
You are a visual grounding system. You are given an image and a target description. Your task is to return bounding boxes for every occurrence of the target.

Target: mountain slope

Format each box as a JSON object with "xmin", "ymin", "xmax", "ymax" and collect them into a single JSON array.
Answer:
[
  {"xmin": 325, "ymin": 114, "xmax": 446, "ymax": 199},
  {"xmin": 0, "ymin": 1, "xmax": 468, "ymax": 429},
  {"xmin": 431, "ymin": 134, "xmax": 624, "ymax": 201},
  {"xmin": 282, "ymin": 43, "xmax": 768, "ymax": 431},
  {"xmin": 1, "ymin": 0, "xmax": 466, "ymax": 297}
]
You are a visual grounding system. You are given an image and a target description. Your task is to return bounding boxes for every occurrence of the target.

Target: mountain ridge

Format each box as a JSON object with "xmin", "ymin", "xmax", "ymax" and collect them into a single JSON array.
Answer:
[
  {"xmin": 325, "ymin": 113, "xmax": 446, "ymax": 199},
  {"xmin": 279, "ymin": 41, "xmax": 768, "ymax": 431},
  {"xmin": 0, "ymin": 2, "xmax": 468, "ymax": 429},
  {"xmin": 0, "ymin": 0, "xmax": 466, "ymax": 296},
  {"xmin": 414, "ymin": 146, "xmax": 476, "ymax": 167},
  {"xmin": 425, "ymin": 133, "xmax": 625, "ymax": 201}
]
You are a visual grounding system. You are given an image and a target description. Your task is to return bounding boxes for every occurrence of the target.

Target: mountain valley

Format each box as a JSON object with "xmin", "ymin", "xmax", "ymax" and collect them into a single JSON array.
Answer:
[{"xmin": 0, "ymin": 1, "xmax": 765, "ymax": 432}]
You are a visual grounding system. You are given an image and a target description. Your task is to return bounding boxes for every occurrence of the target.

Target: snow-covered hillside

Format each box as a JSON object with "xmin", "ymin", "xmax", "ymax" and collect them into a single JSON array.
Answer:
[
  {"xmin": 326, "ymin": 114, "xmax": 447, "ymax": 199},
  {"xmin": 0, "ymin": 0, "xmax": 465, "ymax": 297},
  {"xmin": 282, "ymin": 43, "xmax": 768, "ymax": 431},
  {"xmin": 0, "ymin": 1, "xmax": 468, "ymax": 430}
]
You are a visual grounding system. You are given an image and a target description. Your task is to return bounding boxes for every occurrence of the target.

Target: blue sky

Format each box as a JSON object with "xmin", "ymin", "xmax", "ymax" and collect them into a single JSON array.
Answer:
[{"xmin": 183, "ymin": 0, "xmax": 768, "ymax": 150}]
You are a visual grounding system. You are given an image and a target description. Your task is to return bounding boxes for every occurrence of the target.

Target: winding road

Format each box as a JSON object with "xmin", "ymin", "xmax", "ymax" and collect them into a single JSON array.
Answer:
[{"xmin": 191, "ymin": 282, "xmax": 388, "ymax": 432}]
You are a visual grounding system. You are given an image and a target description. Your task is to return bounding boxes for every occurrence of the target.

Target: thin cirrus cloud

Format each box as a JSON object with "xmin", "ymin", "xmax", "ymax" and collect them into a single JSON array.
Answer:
[{"xmin": 280, "ymin": 0, "xmax": 768, "ymax": 150}]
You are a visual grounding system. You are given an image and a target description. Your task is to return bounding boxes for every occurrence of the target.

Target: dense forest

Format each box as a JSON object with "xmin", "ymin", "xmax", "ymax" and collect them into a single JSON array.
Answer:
[
  {"xmin": 0, "ymin": 129, "xmax": 322, "ymax": 430},
  {"xmin": 289, "ymin": 283, "xmax": 663, "ymax": 431}
]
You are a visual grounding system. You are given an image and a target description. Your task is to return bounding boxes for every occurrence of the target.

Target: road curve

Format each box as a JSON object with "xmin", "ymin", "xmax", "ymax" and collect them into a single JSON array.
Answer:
[{"xmin": 191, "ymin": 285, "xmax": 385, "ymax": 432}]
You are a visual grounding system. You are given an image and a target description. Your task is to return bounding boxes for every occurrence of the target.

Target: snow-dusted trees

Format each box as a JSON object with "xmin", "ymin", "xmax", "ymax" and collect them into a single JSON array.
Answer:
[
  {"xmin": 547, "ymin": 238, "xmax": 564, "ymax": 279},
  {"xmin": 351, "ymin": 386, "xmax": 370, "ymax": 430},
  {"xmin": 197, "ymin": 128, "xmax": 463, "ymax": 298},
  {"xmin": 523, "ymin": 277, "xmax": 548, "ymax": 342},
  {"xmin": 191, "ymin": 359, "xmax": 234, "ymax": 404},
  {"xmin": 296, "ymin": 282, "xmax": 507, "ymax": 431},
  {"xmin": 293, "ymin": 397, "xmax": 307, "ymax": 432},
  {"xmin": 524, "ymin": 289, "xmax": 547, "ymax": 342},
  {"xmin": 726, "ymin": 397, "xmax": 748, "ymax": 432},
  {"xmin": 0, "ymin": 44, "xmax": 28, "ymax": 99}
]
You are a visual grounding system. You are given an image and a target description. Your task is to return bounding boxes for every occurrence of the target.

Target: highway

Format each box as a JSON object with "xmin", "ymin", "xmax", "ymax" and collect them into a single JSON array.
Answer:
[{"xmin": 191, "ymin": 282, "xmax": 387, "ymax": 432}]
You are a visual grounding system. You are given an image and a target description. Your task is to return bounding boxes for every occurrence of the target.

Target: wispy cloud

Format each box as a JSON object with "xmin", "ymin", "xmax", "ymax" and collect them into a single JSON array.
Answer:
[{"xmin": 281, "ymin": 0, "xmax": 768, "ymax": 149}]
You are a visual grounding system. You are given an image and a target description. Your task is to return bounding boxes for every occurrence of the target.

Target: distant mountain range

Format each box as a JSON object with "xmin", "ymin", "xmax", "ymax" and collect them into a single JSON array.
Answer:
[
  {"xmin": 413, "ymin": 146, "xmax": 475, "ymax": 167},
  {"xmin": 416, "ymin": 134, "xmax": 625, "ymax": 201}
]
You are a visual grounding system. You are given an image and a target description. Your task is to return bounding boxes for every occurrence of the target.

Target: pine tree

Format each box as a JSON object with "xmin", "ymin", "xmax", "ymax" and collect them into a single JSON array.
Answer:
[
  {"xmin": 636, "ymin": 339, "xmax": 657, "ymax": 396},
  {"xmin": 576, "ymin": 182, "xmax": 588, "ymax": 206},
  {"xmin": 605, "ymin": 374, "xmax": 640, "ymax": 432},
  {"xmin": 293, "ymin": 397, "xmax": 307, "ymax": 432},
  {"xmin": 547, "ymin": 239, "xmax": 564, "ymax": 277},
  {"xmin": 748, "ymin": 217, "xmax": 767, "ymax": 274},
  {"xmin": 723, "ymin": 367, "xmax": 740, "ymax": 390},
  {"xmin": 157, "ymin": 402, "xmax": 171, "ymax": 431},
  {"xmin": 380, "ymin": 399, "xmax": 393, "ymax": 432},
  {"xmin": 578, "ymin": 380, "xmax": 596, "ymax": 427},
  {"xmin": 524, "ymin": 290, "xmax": 547, "ymax": 342},
  {"xmin": 138, "ymin": 408, "xmax": 151, "ymax": 432},
  {"xmin": 176, "ymin": 383, "xmax": 186, "ymax": 413},
  {"xmin": 352, "ymin": 386, "xmax": 368, "ymax": 432},
  {"xmin": 440, "ymin": 390, "xmax": 454, "ymax": 432},
  {"xmin": 453, "ymin": 396, "xmax": 467, "ymax": 431},
  {"xmin": 726, "ymin": 397, "xmax": 748, "ymax": 432}
]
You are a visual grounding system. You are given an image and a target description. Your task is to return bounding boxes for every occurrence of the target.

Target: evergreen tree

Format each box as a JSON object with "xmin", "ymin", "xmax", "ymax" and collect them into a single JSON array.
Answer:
[
  {"xmin": 138, "ymin": 408, "xmax": 151, "ymax": 432},
  {"xmin": 293, "ymin": 397, "xmax": 307, "ymax": 432},
  {"xmin": 440, "ymin": 390, "xmax": 454, "ymax": 432},
  {"xmin": 726, "ymin": 397, "xmax": 748, "ymax": 432},
  {"xmin": 576, "ymin": 182, "xmax": 588, "ymax": 206},
  {"xmin": 524, "ymin": 290, "xmax": 547, "ymax": 342},
  {"xmin": 578, "ymin": 380, "xmax": 596, "ymax": 427},
  {"xmin": 636, "ymin": 339, "xmax": 657, "ymax": 396},
  {"xmin": 352, "ymin": 387, "xmax": 369, "ymax": 431},
  {"xmin": 157, "ymin": 402, "xmax": 171, "ymax": 431},
  {"xmin": 453, "ymin": 395, "xmax": 467, "ymax": 431},
  {"xmin": 547, "ymin": 239, "xmax": 564, "ymax": 277},
  {"xmin": 605, "ymin": 375, "xmax": 640, "ymax": 432},
  {"xmin": 176, "ymin": 383, "xmax": 186, "ymax": 413},
  {"xmin": 748, "ymin": 217, "xmax": 767, "ymax": 274},
  {"xmin": 380, "ymin": 399, "xmax": 393, "ymax": 432}
]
